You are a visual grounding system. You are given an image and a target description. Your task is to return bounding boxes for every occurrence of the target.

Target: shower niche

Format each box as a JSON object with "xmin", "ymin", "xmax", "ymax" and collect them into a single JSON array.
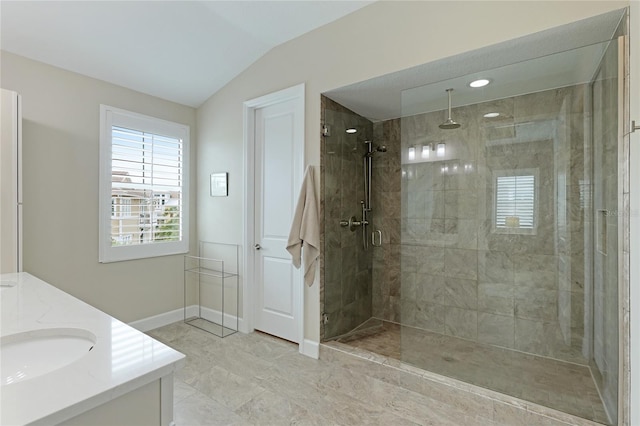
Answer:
[{"xmin": 320, "ymin": 8, "xmax": 628, "ymax": 426}]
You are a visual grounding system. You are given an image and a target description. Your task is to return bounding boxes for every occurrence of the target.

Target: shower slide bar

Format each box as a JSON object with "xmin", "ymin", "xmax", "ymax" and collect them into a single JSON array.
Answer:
[{"xmin": 339, "ymin": 140, "xmax": 387, "ymax": 250}]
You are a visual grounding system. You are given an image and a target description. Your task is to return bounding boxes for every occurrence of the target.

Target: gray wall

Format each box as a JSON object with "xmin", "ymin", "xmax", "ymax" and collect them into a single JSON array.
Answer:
[
  {"xmin": 371, "ymin": 119, "xmax": 402, "ymax": 322},
  {"xmin": 0, "ymin": 52, "xmax": 197, "ymax": 323}
]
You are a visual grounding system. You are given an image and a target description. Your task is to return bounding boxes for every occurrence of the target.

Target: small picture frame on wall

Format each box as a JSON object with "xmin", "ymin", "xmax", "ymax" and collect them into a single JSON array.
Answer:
[{"xmin": 210, "ymin": 172, "xmax": 228, "ymax": 197}]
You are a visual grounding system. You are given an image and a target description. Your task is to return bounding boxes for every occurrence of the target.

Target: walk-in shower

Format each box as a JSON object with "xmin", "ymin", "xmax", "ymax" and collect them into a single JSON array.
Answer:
[{"xmin": 321, "ymin": 8, "xmax": 628, "ymax": 426}]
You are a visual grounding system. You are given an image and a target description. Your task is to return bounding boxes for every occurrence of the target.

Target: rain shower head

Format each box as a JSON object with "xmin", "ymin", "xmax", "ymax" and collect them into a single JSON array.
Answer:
[
  {"xmin": 439, "ymin": 118, "xmax": 461, "ymax": 130},
  {"xmin": 439, "ymin": 88, "xmax": 461, "ymax": 130}
]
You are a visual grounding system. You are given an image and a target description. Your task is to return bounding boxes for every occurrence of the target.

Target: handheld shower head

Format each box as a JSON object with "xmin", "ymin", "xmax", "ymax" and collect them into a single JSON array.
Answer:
[
  {"xmin": 364, "ymin": 142, "xmax": 387, "ymax": 157},
  {"xmin": 439, "ymin": 88, "xmax": 461, "ymax": 130}
]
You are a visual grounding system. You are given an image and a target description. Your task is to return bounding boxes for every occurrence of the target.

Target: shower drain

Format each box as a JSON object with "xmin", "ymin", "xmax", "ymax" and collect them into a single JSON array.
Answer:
[{"xmin": 442, "ymin": 355, "xmax": 456, "ymax": 362}]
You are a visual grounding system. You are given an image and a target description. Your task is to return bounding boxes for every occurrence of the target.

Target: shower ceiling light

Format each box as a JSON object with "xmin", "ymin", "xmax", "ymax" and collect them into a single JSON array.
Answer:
[
  {"xmin": 484, "ymin": 112, "xmax": 500, "ymax": 118},
  {"xmin": 346, "ymin": 128, "xmax": 357, "ymax": 134},
  {"xmin": 436, "ymin": 143, "xmax": 446, "ymax": 157},
  {"xmin": 470, "ymin": 79, "xmax": 490, "ymax": 88},
  {"xmin": 408, "ymin": 146, "xmax": 416, "ymax": 161}
]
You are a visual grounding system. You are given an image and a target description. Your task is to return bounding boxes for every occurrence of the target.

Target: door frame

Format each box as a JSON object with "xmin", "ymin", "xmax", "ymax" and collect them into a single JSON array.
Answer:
[
  {"xmin": 243, "ymin": 83, "xmax": 306, "ymax": 352},
  {"xmin": 628, "ymin": 3, "xmax": 639, "ymax": 425}
]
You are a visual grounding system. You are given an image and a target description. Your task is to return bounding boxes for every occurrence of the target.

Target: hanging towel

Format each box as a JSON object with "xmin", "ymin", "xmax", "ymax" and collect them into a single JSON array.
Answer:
[{"xmin": 286, "ymin": 165, "xmax": 320, "ymax": 286}]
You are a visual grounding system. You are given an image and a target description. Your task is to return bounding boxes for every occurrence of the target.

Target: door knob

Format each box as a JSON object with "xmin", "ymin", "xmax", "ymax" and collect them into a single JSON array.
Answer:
[{"xmin": 255, "ymin": 244, "xmax": 261, "ymax": 250}]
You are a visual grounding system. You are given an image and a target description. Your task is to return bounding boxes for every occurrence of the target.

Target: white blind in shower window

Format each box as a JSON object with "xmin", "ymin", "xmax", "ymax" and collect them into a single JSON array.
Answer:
[{"xmin": 495, "ymin": 174, "xmax": 535, "ymax": 230}]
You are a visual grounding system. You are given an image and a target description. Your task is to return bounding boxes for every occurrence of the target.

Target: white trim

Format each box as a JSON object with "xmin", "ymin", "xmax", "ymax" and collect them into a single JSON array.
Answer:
[
  {"xmin": 98, "ymin": 105, "xmax": 190, "ymax": 263},
  {"xmin": 300, "ymin": 339, "xmax": 319, "ymax": 359},
  {"xmin": 629, "ymin": 2, "xmax": 639, "ymax": 425},
  {"xmin": 242, "ymin": 100, "xmax": 256, "ymax": 335},
  {"xmin": 128, "ymin": 307, "xmax": 185, "ymax": 332},
  {"xmin": 193, "ymin": 305, "xmax": 242, "ymax": 331},
  {"xmin": 243, "ymin": 83, "xmax": 306, "ymax": 347},
  {"xmin": 128, "ymin": 305, "xmax": 246, "ymax": 334}
]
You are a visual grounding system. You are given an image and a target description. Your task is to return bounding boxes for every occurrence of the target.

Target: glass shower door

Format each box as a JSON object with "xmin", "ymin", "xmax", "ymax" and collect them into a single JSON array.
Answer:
[{"xmin": 590, "ymin": 36, "xmax": 622, "ymax": 425}]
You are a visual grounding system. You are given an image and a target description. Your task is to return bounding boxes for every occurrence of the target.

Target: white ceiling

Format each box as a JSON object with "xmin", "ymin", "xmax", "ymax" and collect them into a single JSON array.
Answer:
[
  {"xmin": 0, "ymin": 1, "xmax": 373, "ymax": 107},
  {"xmin": 324, "ymin": 7, "xmax": 626, "ymax": 121}
]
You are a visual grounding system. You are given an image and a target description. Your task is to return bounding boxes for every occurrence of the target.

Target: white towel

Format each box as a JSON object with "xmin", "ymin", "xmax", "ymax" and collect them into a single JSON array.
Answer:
[{"xmin": 286, "ymin": 165, "xmax": 320, "ymax": 286}]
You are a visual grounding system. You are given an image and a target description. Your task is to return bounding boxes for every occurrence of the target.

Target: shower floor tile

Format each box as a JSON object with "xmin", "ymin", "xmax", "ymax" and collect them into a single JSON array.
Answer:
[{"xmin": 336, "ymin": 319, "xmax": 609, "ymax": 424}]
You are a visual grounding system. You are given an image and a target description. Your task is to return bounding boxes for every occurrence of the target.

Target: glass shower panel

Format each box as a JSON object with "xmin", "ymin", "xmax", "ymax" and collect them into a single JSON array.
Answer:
[
  {"xmin": 591, "ymin": 38, "xmax": 620, "ymax": 425},
  {"xmin": 321, "ymin": 102, "xmax": 373, "ymax": 340},
  {"xmin": 397, "ymin": 41, "xmax": 619, "ymax": 424}
]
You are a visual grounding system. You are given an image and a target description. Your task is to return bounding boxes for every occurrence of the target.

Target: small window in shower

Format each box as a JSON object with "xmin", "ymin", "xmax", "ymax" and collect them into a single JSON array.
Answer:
[{"xmin": 494, "ymin": 170, "xmax": 537, "ymax": 234}]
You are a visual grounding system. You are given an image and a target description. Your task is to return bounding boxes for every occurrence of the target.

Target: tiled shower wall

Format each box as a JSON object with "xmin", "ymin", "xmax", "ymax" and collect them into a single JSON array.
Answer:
[
  {"xmin": 370, "ymin": 119, "xmax": 402, "ymax": 322},
  {"xmin": 374, "ymin": 86, "xmax": 591, "ymax": 364},
  {"xmin": 321, "ymin": 96, "xmax": 373, "ymax": 339}
]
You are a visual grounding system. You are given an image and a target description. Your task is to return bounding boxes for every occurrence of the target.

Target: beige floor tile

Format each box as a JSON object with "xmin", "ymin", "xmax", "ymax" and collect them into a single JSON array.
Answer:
[
  {"xmin": 185, "ymin": 365, "xmax": 267, "ymax": 411},
  {"xmin": 174, "ymin": 388, "xmax": 251, "ymax": 426},
  {"xmin": 234, "ymin": 389, "xmax": 327, "ymax": 425},
  {"xmin": 151, "ymin": 321, "xmax": 602, "ymax": 426},
  {"xmin": 174, "ymin": 379, "xmax": 198, "ymax": 405}
]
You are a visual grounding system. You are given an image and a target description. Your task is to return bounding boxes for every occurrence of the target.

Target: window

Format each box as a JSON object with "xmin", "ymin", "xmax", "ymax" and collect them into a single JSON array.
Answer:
[
  {"xmin": 494, "ymin": 170, "xmax": 536, "ymax": 234},
  {"xmin": 99, "ymin": 105, "xmax": 189, "ymax": 262},
  {"xmin": 111, "ymin": 197, "xmax": 132, "ymax": 218}
]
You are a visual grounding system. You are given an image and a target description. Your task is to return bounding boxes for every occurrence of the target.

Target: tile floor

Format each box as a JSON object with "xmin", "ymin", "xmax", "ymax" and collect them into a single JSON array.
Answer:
[
  {"xmin": 148, "ymin": 321, "xmax": 601, "ymax": 426},
  {"xmin": 335, "ymin": 319, "xmax": 608, "ymax": 424}
]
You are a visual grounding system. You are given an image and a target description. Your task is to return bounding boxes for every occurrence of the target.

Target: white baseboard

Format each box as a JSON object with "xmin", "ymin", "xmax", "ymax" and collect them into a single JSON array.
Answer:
[
  {"xmin": 130, "ymin": 308, "xmax": 309, "ymax": 359},
  {"xmin": 300, "ymin": 338, "xmax": 319, "ymax": 359},
  {"xmin": 129, "ymin": 307, "xmax": 187, "ymax": 332},
  {"xmin": 129, "ymin": 305, "xmax": 245, "ymax": 333},
  {"xmin": 196, "ymin": 305, "xmax": 243, "ymax": 331}
]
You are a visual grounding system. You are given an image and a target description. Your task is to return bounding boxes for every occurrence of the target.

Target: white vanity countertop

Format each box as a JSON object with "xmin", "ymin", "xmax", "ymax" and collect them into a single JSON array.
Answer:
[{"xmin": 0, "ymin": 272, "xmax": 185, "ymax": 426}]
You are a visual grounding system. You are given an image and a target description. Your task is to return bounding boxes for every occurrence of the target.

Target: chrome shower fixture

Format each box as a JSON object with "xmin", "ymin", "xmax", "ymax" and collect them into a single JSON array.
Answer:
[
  {"xmin": 358, "ymin": 140, "xmax": 387, "ymax": 250},
  {"xmin": 364, "ymin": 144, "xmax": 387, "ymax": 157},
  {"xmin": 439, "ymin": 88, "xmax": 461, "ymax": 129}
]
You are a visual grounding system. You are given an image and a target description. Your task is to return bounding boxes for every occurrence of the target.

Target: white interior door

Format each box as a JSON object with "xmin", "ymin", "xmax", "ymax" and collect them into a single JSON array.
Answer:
[{"xmin": 251, "ymin": 87, "xmax": 304, "ymax": 343}]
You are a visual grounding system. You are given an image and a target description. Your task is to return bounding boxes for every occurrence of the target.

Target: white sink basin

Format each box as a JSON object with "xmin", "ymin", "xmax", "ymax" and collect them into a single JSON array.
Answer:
[{"xmin": 1, "ymin": 328, "xmax": 96, "ymax": 386}]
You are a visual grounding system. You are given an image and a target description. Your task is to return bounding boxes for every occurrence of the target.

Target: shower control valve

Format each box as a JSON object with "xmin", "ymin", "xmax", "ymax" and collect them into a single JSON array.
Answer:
[{"xmin": 339, "ymin": 216, "xmax": 365, "ymax": 232}]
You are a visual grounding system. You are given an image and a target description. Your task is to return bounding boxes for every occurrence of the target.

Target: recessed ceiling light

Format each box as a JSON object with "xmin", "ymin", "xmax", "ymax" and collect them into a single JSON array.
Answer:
[
  {"xmin": 470, "ymin": 79, "xmax": 490, "ymax": 88},
  {"xmin": 346, "ymin": 128, "xmax": 357, "ymax": 134},
  {"xmin": 483, "ymin": 112, "xmax": 500, "ymax": 118}
]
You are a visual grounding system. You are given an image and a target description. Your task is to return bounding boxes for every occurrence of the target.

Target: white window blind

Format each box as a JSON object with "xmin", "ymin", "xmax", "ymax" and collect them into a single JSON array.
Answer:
[
  {"xmin": 111, "ymin": 126, "xmax": 183, "ymax": 245},
  {"xmin": 495, "ymin": 174, "xmax": 535, "ymax": 230},
  {"xmin": 100, "ymin": 105, "xmax": 189, "ymax": 263}
]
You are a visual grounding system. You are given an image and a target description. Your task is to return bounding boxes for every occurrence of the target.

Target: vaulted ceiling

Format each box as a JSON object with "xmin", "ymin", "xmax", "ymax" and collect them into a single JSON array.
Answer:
[{"xmin": 1, "ymin": 1, "xmax": 373, "ymax": 107}]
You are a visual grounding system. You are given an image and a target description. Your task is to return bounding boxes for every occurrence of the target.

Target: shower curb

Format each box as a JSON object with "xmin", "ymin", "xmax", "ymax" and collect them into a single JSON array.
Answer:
[{"xmin": 320, "ymin": 341, "xmax": 603, "ymax": 426}]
